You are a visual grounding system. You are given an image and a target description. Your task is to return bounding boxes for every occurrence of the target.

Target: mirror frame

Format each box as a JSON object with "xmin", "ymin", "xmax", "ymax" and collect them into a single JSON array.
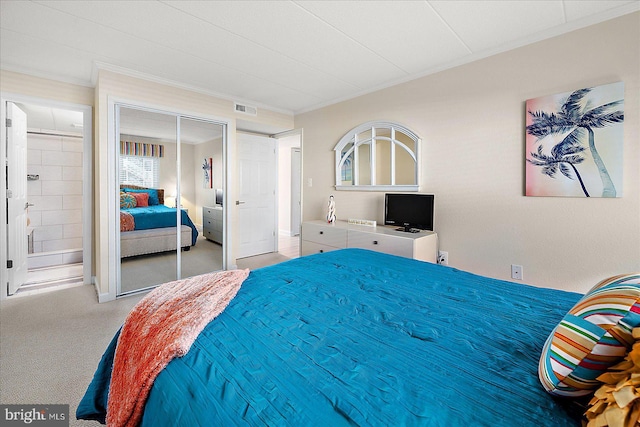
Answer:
[
  {"xmin": 333, "ymin": 121, "xmax": 420, "ymax": 191},
  {"xmin": 107, "ymin": 98, "xmax": 231, "ymax": 301}
]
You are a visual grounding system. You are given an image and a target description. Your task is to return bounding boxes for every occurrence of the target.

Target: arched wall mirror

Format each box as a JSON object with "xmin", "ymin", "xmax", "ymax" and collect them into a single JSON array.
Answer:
[
  {"xmin": 116, "ymin": 105, "xmax": 226, "ymax": 296},
  {"xmin": 334, "ymin": 121, "xmax": 420, "ymax": 191}
]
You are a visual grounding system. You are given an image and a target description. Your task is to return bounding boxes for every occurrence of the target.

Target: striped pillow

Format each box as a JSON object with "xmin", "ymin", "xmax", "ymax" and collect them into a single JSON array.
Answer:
[{"xmin": 538, "ymin": 273, "xmax": 640, "ymax": 397}]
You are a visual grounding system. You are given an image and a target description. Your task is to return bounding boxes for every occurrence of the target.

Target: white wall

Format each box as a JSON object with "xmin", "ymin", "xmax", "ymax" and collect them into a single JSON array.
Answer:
[
  {"xmin": 194, "ymin": 137, "xmax": 224, "ymax": 226},
  {"xmin": 155, "ymin": 139, "xmax": 196, "ymax": 216},
  {"xmin": 296, "ymin": 12, "xmax": 640, "ymax": 294}
]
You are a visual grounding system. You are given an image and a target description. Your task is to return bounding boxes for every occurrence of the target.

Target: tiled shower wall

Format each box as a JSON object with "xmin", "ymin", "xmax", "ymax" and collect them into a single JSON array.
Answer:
[{"xmin": 26, "ymin": 132, "xmax": 83, "ymax": 266}]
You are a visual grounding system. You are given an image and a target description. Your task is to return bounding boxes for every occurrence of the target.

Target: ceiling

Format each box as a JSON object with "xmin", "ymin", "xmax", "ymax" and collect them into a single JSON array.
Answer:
[
  {"xmin": 119, "ymin": 106, "xmax": 224, "ymax": 144},
  {"xmin": 1, "ymin": 0, "xmax": 638, "ymax": 117},
  {"xmin": 14, "ymin": 102, "xmax": 84, "ymax": 135}
]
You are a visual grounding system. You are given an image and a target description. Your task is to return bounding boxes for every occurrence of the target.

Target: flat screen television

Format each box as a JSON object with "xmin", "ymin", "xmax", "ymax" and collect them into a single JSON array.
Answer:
[{"xmin": 384, "ymin": 193, "xmax": 434, "ymax": 232}]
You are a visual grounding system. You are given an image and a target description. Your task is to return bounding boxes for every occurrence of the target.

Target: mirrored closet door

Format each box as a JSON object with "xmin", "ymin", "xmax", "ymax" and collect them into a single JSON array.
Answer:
[
  {"xmin": 116, "ymin": 105, "xmax": 225, "ymax": 296},
  {"xmin": 178, "ymin": 117, "xmax": 225, "ymax": 280}
]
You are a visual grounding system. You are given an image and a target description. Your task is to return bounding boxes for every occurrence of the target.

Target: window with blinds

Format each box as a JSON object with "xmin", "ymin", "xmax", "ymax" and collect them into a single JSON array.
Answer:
[{"xmin": 119, "ymin": 155, "xmax": 159, "ymax": 188}]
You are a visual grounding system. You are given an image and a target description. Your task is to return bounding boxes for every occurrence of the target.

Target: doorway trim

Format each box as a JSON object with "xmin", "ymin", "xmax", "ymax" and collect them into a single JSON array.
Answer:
[
  {"xmin": 106, "ymin": 96, "xmax": 232, "ymax": 301},
  {"xmin": 290, "ymin": 147, "xmax": 301, "ymax": 237},
  {"xmin": 272, "ymin": 128, "xmax": 303, "ymax": 245},
  {"xmin": 0, "ymin": 92, "xmax": 93, "ymax": 300}
]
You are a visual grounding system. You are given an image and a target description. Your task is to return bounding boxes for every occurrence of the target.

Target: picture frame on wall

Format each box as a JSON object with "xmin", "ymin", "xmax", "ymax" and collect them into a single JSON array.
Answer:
[
  {"xmin": 203, "ymin": 157, "xmax": 213, "ymax": 189},
  {"xmin": 525, "ymin": 82, "xmax": 624, "ymax": 198}
]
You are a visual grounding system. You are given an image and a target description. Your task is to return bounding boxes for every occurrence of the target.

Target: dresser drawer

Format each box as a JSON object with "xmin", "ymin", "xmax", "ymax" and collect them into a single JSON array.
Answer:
[
  {"xmin": 301, "ymin": 220, "xmax": 437, "ymax": 263},
  {"xmin": 202, "ymin": 206, "xmax": 223, "ymax": 244},
  {"xmin": 301, "ymin": 223, "xmax": 347, "ymax": 248},
  {"xmin": 347, "ymin": 231, "xmax": 413, "ymax": 258},
  {"xmin": 203, "ymin": 207, "xmax": 222, "ymax": 220},
  {"xmin": 203, "ymin": 218, "xmax": 221, "ymax": 230},
  {"xmin": 204, "ymin": 228, "xmax": 222, "ymax": 243},
  {"xmin": 301, "ymin": 240, "xmax": 343, "ymax": 256}
]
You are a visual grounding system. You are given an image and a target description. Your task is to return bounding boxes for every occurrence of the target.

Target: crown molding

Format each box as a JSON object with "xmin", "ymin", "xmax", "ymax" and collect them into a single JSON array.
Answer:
[{"xmin": 0, "ymin": 64, "xmax": 94, "ymax": 89}]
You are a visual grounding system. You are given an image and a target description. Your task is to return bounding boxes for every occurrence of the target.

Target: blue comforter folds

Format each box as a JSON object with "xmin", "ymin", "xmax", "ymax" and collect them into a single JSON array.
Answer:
[
  {"xmin": 122, "ymin": 205, "xmax": 198, "ymax": 246},
  {"xmin": 78, "ymin": 249, "xmax": 583, "ymax": 426}
]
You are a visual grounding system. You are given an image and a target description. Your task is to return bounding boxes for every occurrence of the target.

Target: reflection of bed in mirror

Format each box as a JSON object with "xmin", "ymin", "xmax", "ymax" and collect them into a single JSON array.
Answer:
[{"xmin": 119, "ymin": 185, "xmax": 198, "ymax": 258}]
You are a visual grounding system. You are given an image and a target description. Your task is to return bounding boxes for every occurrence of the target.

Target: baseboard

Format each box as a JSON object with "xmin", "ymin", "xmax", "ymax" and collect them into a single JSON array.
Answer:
[
  {"xmin": 93, "ymin": 277, "xmax": 113, "ymax": 303},
  {"xmin": 97, "ymin": 292, "xmax": 112, "ymax": 303},
  {"xmin": 278, "ymin": 229, "xmax": 299, "ymax": 237}
]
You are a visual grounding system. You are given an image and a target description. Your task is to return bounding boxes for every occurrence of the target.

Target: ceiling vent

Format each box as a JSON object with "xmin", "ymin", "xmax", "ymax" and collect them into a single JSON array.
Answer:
[{"xmin": 234, "ymin": 102, "xmax": 257, "ymax": 116}]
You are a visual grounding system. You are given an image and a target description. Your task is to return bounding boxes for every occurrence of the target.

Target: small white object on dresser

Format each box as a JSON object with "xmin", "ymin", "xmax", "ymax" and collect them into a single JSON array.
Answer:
[
  {"xmin": 202, "ymin": 206, "xmax": 223, "ymax": 244},
  {"xmin": 301, "ymin": 220, "xmax": 437, "ymax": 263}
]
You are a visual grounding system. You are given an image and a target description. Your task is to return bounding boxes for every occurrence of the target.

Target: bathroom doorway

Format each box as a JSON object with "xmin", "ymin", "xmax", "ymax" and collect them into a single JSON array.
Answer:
[{"xmin": 2, "ymin": 97, "xmax": 92, "ymax": 297}]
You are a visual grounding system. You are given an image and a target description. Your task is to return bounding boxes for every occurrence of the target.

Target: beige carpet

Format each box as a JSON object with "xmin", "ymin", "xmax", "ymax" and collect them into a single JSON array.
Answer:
[
  {"xmin": 0, "ymin": 285, "xmax": 142, "ymax": 426},
  {"xmin": 0, "ymin": 251, "xmax": 290, "ymax": 426},
  {"xmin": 120, "ymin": 235, "xmax": 223, "ymax": 294}
]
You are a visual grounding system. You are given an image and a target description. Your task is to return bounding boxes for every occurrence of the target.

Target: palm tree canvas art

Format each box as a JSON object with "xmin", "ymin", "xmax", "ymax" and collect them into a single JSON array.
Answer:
[{"xmin": 525, "ymin": 82, "xmax": 624, "ymax": 197}]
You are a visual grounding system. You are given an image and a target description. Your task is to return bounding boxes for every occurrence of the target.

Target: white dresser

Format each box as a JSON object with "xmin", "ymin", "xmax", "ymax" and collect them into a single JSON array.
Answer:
[
  {"xmin": 301, "ymin": 220, "xmax": 437, "ymax": 263},
  {"xmin": 202, "ymin": 206, "xmax": 223, "ymax": 244}
]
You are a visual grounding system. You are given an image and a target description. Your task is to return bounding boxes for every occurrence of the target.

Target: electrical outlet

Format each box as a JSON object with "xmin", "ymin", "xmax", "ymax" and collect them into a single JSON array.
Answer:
[
  {"xmin": 437, "ymin": 251, "xmax": 448, "ymax": 266},
  {"xmin": 511, "ymin": 264, "xmax": 523, "ymax": 280}
]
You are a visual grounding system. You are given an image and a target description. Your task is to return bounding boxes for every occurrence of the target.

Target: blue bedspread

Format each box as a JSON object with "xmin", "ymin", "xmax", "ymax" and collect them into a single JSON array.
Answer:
[
  {"xmin": 122, "ymin": 205, "xmax": 198, "ymax": 246},
  {"xmin": 78, "ymin": 249, "xmax": 583, "ymax": 426}
]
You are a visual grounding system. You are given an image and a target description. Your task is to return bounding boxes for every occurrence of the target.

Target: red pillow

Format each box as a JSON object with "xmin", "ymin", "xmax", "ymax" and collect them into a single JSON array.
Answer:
[{"xmin": 131, "ymin": 192, "xmax": 149, "ymax": 207}]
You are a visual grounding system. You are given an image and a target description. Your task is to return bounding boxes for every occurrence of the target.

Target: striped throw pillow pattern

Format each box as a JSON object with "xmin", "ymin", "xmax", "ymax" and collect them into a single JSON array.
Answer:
[{"xmin": 538, "ymin": 273, "xmax": 640, "ymax": 397}]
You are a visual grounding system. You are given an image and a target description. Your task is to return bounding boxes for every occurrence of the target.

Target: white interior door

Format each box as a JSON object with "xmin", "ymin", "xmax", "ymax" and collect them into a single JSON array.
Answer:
[
  {"xmin": 237, "ymin": 134, "xmax": 277, "ymax": 258},
  {"xmin": 6, "ymin": 102, "xmax": 28, "ymax": 295}
]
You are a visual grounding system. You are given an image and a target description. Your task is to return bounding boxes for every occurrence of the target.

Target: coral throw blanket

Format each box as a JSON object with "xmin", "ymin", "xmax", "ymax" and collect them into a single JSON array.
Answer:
[{"xmin": 106, "ymin": 269, "xmax": 250, "ymax": 427}]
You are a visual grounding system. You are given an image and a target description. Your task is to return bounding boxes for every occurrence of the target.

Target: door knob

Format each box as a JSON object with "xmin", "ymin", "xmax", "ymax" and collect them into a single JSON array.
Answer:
[
  {"xmin": 235, "ymin": 200, "xmax": 246, "ymax": 205},
  {"xmin": 25, "ymin": 202, "xmax": 35, "ymax": 210}
]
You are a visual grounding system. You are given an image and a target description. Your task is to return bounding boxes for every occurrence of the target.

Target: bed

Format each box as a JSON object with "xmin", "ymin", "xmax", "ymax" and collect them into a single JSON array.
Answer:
[
  {"xmin": 77, "ymin": 249, "xmax": 639, "ymax": 426},
  {"xmin": 119, "ymin": 185, "xmax": 198, "ymax": 258}
]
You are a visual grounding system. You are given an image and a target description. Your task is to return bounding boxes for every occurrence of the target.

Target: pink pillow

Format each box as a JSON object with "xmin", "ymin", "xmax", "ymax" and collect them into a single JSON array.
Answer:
[{"xmin": 131, "ymin": 192, "xmax": 149, "ymax": 207}]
